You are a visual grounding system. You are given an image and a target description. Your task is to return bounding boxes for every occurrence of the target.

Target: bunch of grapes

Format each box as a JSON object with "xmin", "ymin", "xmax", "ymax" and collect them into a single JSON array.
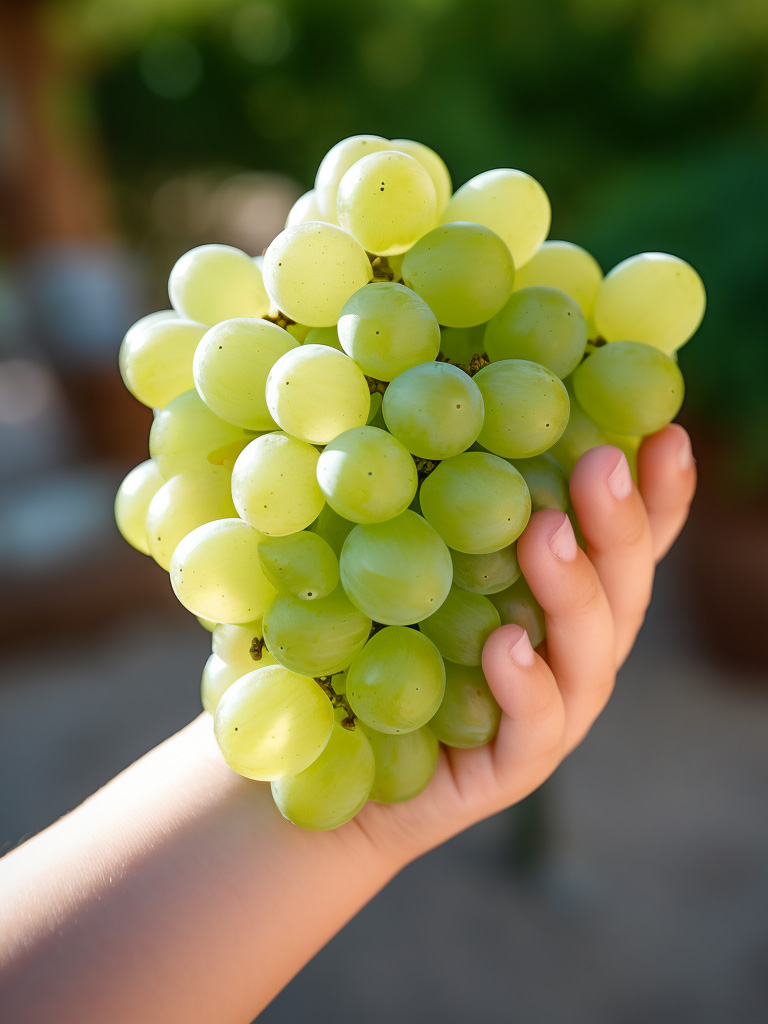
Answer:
[{"xmin": 115, "ymin": 135, "xmax": 705, "ymax": 830}]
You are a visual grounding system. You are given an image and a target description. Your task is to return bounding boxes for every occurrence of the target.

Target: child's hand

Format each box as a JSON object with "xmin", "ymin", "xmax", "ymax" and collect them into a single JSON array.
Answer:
[{"xmin": 351, "ymin": 424, "xmax": 697, "ymax": 864}]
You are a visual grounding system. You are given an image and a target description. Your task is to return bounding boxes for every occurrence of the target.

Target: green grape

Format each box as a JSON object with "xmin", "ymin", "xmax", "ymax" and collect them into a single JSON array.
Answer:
[
  {"xmin": 490, "ymin": 577, "xmax": 546, "ymax": 648},
  {"xmin": 595, "ymin": 252, "xmax": 706, "ymax": 354},
  {"xmin": 193, "ymin": 318, "xmax": 297, "ymax": 430},
  {"xmin": 149, "ymin": 389, "xmax": 254, "ymax": 480},
  {"xmin": 346, "ymin": 626, "xmax": 445, "ymax": 734},
  {"xmin": 285, "ymin": 322, "xmax": 311, "ymax": 343},
  {"xmin": 512, "ymin": 240, "xmax": 603, "ymax": 333},
  {"xmin": 442, "ymin": 168, "xmax": 550, "ymax": 268},
  {"xmin": 474, "ymin": 360, "xmax": 570, "ymax": 458},
  {"xmin": 304, "ymin": 325, "xmax": 343, "ymax": 350},
  {"xmin": 484, "ymin": 286, "xmax": 587, "ymax": 379},
  {"xmin": 387, "ymin": 251, "xmax": 405, "ymax": 281},
  {"xmin": 271, "ymin": 721, "xmax": 374, "ymax": 830},
  {"xmin": 450, "ymin": 545, "xmax": 520, "ymax": 595},
  {"xmin": 263, "ymin": 586, "xmax": 371, "ymax": 676},
  {"xmin": 212, "ymin": 620, "xmax": 270, "ymax": 673},
  {"xmin": 402, "ymin": 222, "xmax": 514, "ymax": 328},
  {"xmin": 170, "ymin": 518, "xmax": 277, "ymax": 624},
  {"xmin": 366, "ymin": 391, "xmax": 384, "ymax": 426},
  {"xmin": 381, "ymin": 361, "xmax": 484, "ymax": 460},
  {"xmin": 509, "ymin": 452, "xmax": 569, "ymax": 513},
  {"xmin": 363, "ymin": 725, "xmax": 439, "ymax": 803},
  {"xmin": 439, "ymin": 324, "xmax": 487, "ymax": 365},
  {"xmin": 549, "ymin": 380, "xmax": 609, "ymax": 475},
  {"xmin": 573, "ymin": 341, "xmax": 684, "ymax": 435},
  {"xmin": 114, "ymin": 459, "xmax": 165, "ymax": 555},
  {"xmin": 215, "ymin": 665, "xmax": 334, "ymax": 781},
  {"xmin": 605, "ymin": 430, "xmax": 642, "ymax": 483},
  {"xmin": 419, "ymin": 585, "xmax": 500, "ymax": 665},
  {"xmin": 337, "ymin": 282, "xmax": 440, "ymax": 381},
  {"xmin": 309, "ymin": 504, "xmax": 356, "ymax": 557},
  {"xmin": 265, "ymin": 345, "xmax": 370, "ymax": 444},
  {"xmin": 146, "ymin": 466, "xmax": 237, "ymax": 571},
  {"xmin": 419, "ymin": 452, "xmax": 530, "ymax": 555},
  {"xmin": 314, "ymin": 134, "xmax": 390, "ymax": 221},
  {"xmin": 258, "ymin": 531, "xmax": 339, "ymax": 600},
  {"xmin": 316, "ymin": 426, "xmax": 417, "ymax": 524},
  {"xmin": 337, "ymin": 150, "xmax": 436, "ymax": 256},
  {"xmin": 340, "ymin": 511, "xmax": 452, "ymax": 625},
  {"xmin": 429, "ymin": 661, "xmax": 501, "ymax": 749},
  {"xmin": 231, "ymin": 432, "xmax": 325, "ymax": 537},
  {"xmin": 331, "ymin": 669, "xmax": 348, "ymax": 696},
  {"xmin": 285, "ymin": 189, "xmax": 322, "ymax": 228},
  {"xmin": 262, "ymin": 222, "xmax": 373, "ymax": 327},
  {"xmin": 391, "ymin": 138, "xmax": 452, "ymax": 214},
  {"xmin": 119, "ymin": 317, "xmax": 206, "ymax": 409},
  {"xmin": 197, "ymin": 616, "xmax": 217, "ymax": 632},
  {"xmin": 169, "ymin": 244, "xmax": 270, "ymax": 326},
  {"xmin": 120, "ymin": 310, "xmax": 178, "ymax": 355},
  {"xmin": 201, "ymin": 654, "xmax": 248, "ymax": 715}
]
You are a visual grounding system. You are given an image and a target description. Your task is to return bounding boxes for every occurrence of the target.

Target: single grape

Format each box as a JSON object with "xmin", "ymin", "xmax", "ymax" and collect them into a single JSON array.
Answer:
[
  {"xmin": 215, "ymin": 666, "xmax": 334, "ymax": 781},
  {"xmin": 509, "ymin": 452, "xmax": 569, "ymax": 513},
  {"xmin": 474, "ymin": 359, "xmax": 570, "ymax": 458},
  {"xmin": 390, "ymin": 138, "xmax": 452, "ymax": 214},
  {"xmin": 429, "ymin": 661, "xmax": 501, "ymax": 748},
  {"xmin": 271, "ymin": 721, "xmax": 374, "ymax": 830},
  {"xmin": 573, "ymin": 341, "xmax": 684, "ymax": 435},
  {"xmin": 231, "ymin": 432, "xmax": 325, "ymax": 537},
  {"xmin": 304, "ymin": 325, "xmax": 343, "ymax": 350},
  {"xmin": 484, "ymin": 286, "xmax": 587, "ymax": 379},
  {"xmin": 382, "ymin": 361, "xmax": 484, "ymax": 460},
  {"xmin": 193, "ymin": 318, "xmax": 297, "ymax": 430},
  {"xmin": 258, "ymin": 531, "xmax": 339, "ymax": 600},
  {"xmin": 512, "ymin": 240, "xmax": 603, "ymax": 334},
  {"xmin": 419, "ymin": 585, "xmax": 501, "ymax": 665},
  {"xmin": 363, "ymin": 725, "xmax": 439, "ymax": 803},
  {"xmin": 263, "ymin": 586, "xmax": 371, "ymax": 676},
  {"xmin": 402, "ymin": 222, "xmax": 514, "ymax": 328},
  {"xmin": 316, "ymin": 426, "xmax": 417, "ymax": 524},
  {"xmin": 212, "ymin": 620, "xmax": 269, "ymax": 674},
  {"xmin": 450, "ymin": 545, "xmax": 521, "ymax": 595},
  {"xmin": 262, "ymin": 222, "xmax": 372, "ymax": 327},
  {"xmin": 346, "ymin": 626, "xmax": 445, "ymax": 734},
  {"xmin": 285, "ymin": 189, "xmax": 322, "ymax": 228},
  {"xmin": 197, "ymin": 616, "xmax": 217, "ymax": 632},
  {"xmin": 149, "ymin": 389, "xmax": 255, "ymax": 480},
  {"xmin": 442, "ymin": 168, "xmax": 550, "ymax": 268},
  {"xmin": 146, "ymin": 466, "xmax": 238, "ymax": 571},
  {"xmin": 366, "ymin": 391, "xmax": 384, "ymax": 426},
  {"xmin": 201, "ymin": 654, "xmax": 248, "ymax": 715},
  {"xmin": 114, "ymin": 459, "xmax": 165, "ymax": 555},
  {"xmin": 490, "ymin": 577, "xmax": 546, "ymax": 648},
  {"xmin": 549, "ymin": 379, "xmax": 609, "ymax": 475},
  {"xmin": 439, "ymin": 324, "xmax": 487, "ymax": 365},
  {"xmin": 309, "ymin": 504, "xmax": 356, "ymax": 557},
  {"xmin": 340, "ymin": 510, "xmax": 453, "ymax": 625},
  {"xmin": 266, "ymin": 345, "xmax": 370, "ymax": 444},
  {"xmin": 285, "ymin": 322, "xmax": 311, "ymax": 343},
  {"xmin": 119, "ymin": 317, "xmax": 206, "ymax": 409},
  {"xmin": 419, "ymin": 452, "xmax": 531, "ymax": 555},
  {"xmin": 605, "ymin": 430, "xmax": 642, "ymax": 483},
  {"xmin": 169, "ymin": 244, "xmax": 270, "ymax": 326},
  {"xmin": 170, "ymin": 518, "xmax": 277, "ymax": 624},
  {"xmin": 337, "ymin": 282, "xmax": 440, "ymax": 381},
  {"xmin": 314, "ymin": 134, "xmax": 390, "ymax": 221}
]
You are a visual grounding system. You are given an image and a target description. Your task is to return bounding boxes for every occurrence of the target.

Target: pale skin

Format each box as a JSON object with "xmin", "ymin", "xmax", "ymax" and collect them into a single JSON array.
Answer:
[{"xmin": 0, "ymin": 425, "xmax": 696, "ymax": 1024}]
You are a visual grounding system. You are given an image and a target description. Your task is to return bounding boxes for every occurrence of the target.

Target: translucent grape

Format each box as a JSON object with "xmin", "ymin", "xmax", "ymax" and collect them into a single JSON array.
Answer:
[
  {"xmin": 605, "ymin": 430, "xmax": 642, "ymax": 483},
  {"xmin": 391, "ymin": 138, "xmax": 452, "ymax": 214},
  {"xmin": 197, "ymin": 616, "xmax": 217, "ymax": 632},
  {"xmin": 442, "ymin": 168, "xmax": 551, "ymax": 268},
  {"xmin": 340, "ymin": 511, "xmax": 453, "ymax": 625},
  {"xmin": 573, "ymin": 341, "xmax": 684, "ymax": 435},
  {"xmin": 258, "ymin": 531, "xmax": 339, "ymax": 600},
  {"xmin": 314, "ymin": 134, "xmax": 390, "ymax": 221},
  {"xmin": 263, "ymin": 586, "xmax": 371, "ymax": 676},
  {"xmin": 439, "ymin": 324, "xmax": 487, "ymax": 365},
  {"xmin": 364, "ymin": 725, "xmax": 439, "ymax": 803},
  {"xmin": 212, "ymin": 620, "xmax": 269, "ymax": 674},
  {"xmin": 429, "ymin": 662, "xmax": 501, "ymax": 748},
  {"xmin": 285, "ymin": 189, "xmax": 322, "ymax": 228},
  {"xmin": 316, "ymin": 426, "xmax": 417, "ymax": 524},
  {"xmin": 309, "ymin": 504, "xmax": 356, "ymax": 557},
  {"xmin": 201, "ymin": 654, "xmax": 248, "ymax": 715},
  {"xmin": 484, "ymin": 286, "xmax": 587, "ymax": 379},
  {"xmin": 146, "ymin": 466, "xmax": 237, "ymax": 571},
  {"xmin": 509, "ymin": 453, "xmax": 569, "ymax": 513},
  {"xmin": 402, "ymin": 222, "xmax": 515, "ymax": 328},
  {"xmin": 304, "ymin": 325, "xmax": 343, "ymax": 350},
  {"xmin": 169, "ymin": 244, "xmax": 270, "ymax": 326},
  {"xmin": 549, "ymin": 380, "xmax": 608, "ymax": 475},
  {"xmin": 265, "ymin": 345, "xmax": 370, "ymax": 444},
  {"xmin": 149, "ymin": 389, "xmax": 254, "ymax": 480},
  {"xmin": 346, "ymin": 626, "xmax": 445, "ymax": 734},
  {"xmin": 262, "ymin": 222, "xmax": 372, "ymax": 327},
  {"xmin": 271, "ymin": 721, "xmax": 374, "ymax": 830},
  {"xmin": 231, "ymin": 432, "xmax": 325, "ymax": 537},
  {"xmin": 450, "ymin": 545, "xmax": 520, "ymax": 595},
  {"xmin": 419, "ymin": 452, "xmax": 530, "ymax": 555},
  {"xmin": 337, "ymin": 282, "xmax": 440, "ymax": 380},
  {"xmin": 490, "ymin": 577, "xmax": 546, "ymax": 648},
  {"xmin": 170, "ymin": 518, "xmax": 276, "ymax": 624},
  {"xmin": 214, "ymin": 666, "xmax": 334, "ymax": 781},
  {"xmin": 193, "ymin": 318, "xmax": 297, "ymax": 430},
  {"xmin": 595, "ymin": 252, "xmax": 706, "ymax": 354},
  {"xmin": 337, "ymin": 150, "xmax": 436, "ymax": 256},
  {"xmin": 419, "ymin": 585, "xmax": 500, "ymax": 665},
  {"xmin": 381, "ymin": 361, "xmax": 484, "ymax": 460},
  {"xmin": 119, "ymin": 317, "xmax": 206, "ymax": 409},
  {"xmin": 474, "ymin": 360, "xmax": 570, "ymax": 458},
  {"xmin": 285, "ymin": 322, "xmax": 311, "ymax": 343},
  {"xmin": 114, "ymin": 459, "xmax": 165, "ymax": 555},
  {"xmin": 512, "ymin": 240, "xmax": 603, "ymax": 331}
]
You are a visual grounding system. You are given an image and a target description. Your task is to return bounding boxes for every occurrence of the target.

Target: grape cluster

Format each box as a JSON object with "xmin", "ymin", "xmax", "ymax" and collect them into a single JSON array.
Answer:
[{"xmin": 115, "ymin": 134, "xmax": 705, "ymax": 830}]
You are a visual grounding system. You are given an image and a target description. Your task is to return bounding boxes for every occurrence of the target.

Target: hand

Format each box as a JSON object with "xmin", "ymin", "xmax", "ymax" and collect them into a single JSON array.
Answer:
[{"xmin": 351, "ymin": 424, "xmax": 697, "ymax": 864}]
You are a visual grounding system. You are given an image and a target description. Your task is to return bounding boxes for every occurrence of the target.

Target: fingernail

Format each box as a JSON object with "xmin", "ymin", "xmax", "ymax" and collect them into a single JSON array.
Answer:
[
  {"xmin": 677, "ymin": 430, "xmax": 693, "ymax": 471},
  {"xmin": 509, "ymin": 629, "xmax": 535, "ymax": 667},
  {"xmin": 549, "ymin": 513, "xmax": 578, "ymax": 562},
  {"xmin": 607, "ymin": 453, "xmax": 633, "ymax": 499}
]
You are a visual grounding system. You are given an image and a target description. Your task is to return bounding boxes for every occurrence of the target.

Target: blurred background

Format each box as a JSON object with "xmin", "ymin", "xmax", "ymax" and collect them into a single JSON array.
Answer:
[{"xmin": 1, "ymin": 0, "xmax": 767, "ymax": 1020}]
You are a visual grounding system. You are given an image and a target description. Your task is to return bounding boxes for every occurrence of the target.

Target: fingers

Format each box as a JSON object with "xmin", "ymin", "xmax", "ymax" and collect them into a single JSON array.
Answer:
[
  {"xmin": 637, "ymin": 424, "xmax": 697, "ymax": 562},
  {"xmin": 570, "ymin": 446, "xmax": 655, "ymax": 666}
]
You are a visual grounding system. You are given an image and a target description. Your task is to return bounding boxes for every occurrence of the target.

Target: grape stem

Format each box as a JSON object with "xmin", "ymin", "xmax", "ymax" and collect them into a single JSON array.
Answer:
[
  {"xmin": 367, "ymin": 254, "xmax": 399, "ymax": 282},
  {"xmin": 365, "ymin": 375, "xmax": 388, "ymax": 395},
  {"xmin": 249, "ymin": 636, "xmax": 266, "ymax": 661},
  {"xmin": 437, "ymin": 352, "xmax": 490, "ymax": 376},
  {"xmin": 263, "ymin": 311, "xmax": 297, "ymax": 330},
  {"xmin": 313, "ymin": 675, "xmax": 356, "ymax": 729}
]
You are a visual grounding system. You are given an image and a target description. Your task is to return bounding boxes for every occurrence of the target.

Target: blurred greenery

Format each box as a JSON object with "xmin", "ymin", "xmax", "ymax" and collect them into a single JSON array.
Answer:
[{"xmin": 49, "ymin": 0, "xmax": 768, "ymax": 489}]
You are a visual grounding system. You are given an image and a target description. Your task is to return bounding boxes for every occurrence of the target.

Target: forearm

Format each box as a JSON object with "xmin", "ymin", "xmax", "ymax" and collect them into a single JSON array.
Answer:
[{"xmin": 0, "ymin": 715, "xmax": 400, "ymax": 1024}]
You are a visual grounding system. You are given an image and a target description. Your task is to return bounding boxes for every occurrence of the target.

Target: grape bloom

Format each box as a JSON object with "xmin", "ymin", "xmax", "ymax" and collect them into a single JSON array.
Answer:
[{"xmin": 116, "ymin": 134, "xmax": 704, "ymax": 831}]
